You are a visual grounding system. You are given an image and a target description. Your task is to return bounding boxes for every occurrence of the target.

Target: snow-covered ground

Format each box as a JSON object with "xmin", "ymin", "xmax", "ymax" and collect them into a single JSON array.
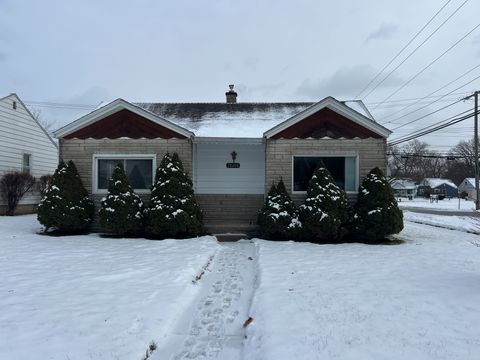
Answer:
[
  {"xmin": 0, "ymin": 215, "xmax": 220, "ymax": 360},
  {"xmin": 404, "ymin": 210, "xmax": 480, "ymax": 234},
  {"xmin": 245, "ymin": 223, "xmax": 480, "ymax": 360},
  {"xmin": 2, "ymin": 213, "xmax": 480, "ymax": 360},
  {"xmin": 398, "ymin": 197, "xmax": 476, "ymax": 211}
]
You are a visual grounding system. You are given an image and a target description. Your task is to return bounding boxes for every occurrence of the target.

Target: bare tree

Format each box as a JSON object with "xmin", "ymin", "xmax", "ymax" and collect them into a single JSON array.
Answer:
[
  {"xmin": 31, "ymin": 109, "xmax": 55, "ymax": 134},
  {"xmin": 445, "ymin": 137, "xmax": 476, "ymax": 185}
]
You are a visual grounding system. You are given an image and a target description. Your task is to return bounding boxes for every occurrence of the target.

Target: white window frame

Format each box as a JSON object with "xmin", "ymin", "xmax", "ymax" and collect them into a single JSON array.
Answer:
[
  {"xmin": 22, "ymin": 153, "xmax": 32, "ymax": 174},
  {"xmin": 291, "ymin": 154, "xmax": 359, "ymax": 194},
  {"xmin": 92, "ymin": 154, "xmax": 156, "ymax": 194}
]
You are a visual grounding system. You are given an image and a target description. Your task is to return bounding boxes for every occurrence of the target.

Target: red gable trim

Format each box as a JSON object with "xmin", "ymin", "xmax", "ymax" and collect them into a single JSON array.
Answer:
[
  {"xmin": 64, "ymin": 109, "xmax": 188, "ymax": 139},
  {"xmin": 271, "ymin": 108, "xmax": 382, "ymax": 139}
]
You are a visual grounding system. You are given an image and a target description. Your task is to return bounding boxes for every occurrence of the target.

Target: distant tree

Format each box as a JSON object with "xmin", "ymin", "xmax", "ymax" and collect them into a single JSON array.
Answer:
[
  {"xmin": 353, "ymin": 167, "xmax": 403, "ymax": 241},
  {"xmin": 99, "ymin": 163, "xmax": 144, "ymax": 236},
  {"xmin": 37, "ymin": 161, "xmax": 94, "ymax": 233},
  {"xmin": 0, "ymin": 172, "xmax": 36, "ymax": 215},
  {"xmin": 299, "ymin": 164, "xmax": 349, "ymax": 242},
  {"xmin": 257, "ymin": 179, "xmax": 302, "ymax": 240},
  {"xmin": 445, "ymin": 138, "xmax": 476, "ymax": 185},
  {"xmin": 145, "ymin": 153, "xmax": 203, "ymax": 238}
]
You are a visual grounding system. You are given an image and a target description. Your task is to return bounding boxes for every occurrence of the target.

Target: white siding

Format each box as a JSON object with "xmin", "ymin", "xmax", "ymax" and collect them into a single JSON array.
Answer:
[
  {"xmin": 194, "ymin": 142, "xmax": 265, "ymax": 194},
  {"xmin": 0, "ymin": 94, "xmax": 58, "ymax": 206}
]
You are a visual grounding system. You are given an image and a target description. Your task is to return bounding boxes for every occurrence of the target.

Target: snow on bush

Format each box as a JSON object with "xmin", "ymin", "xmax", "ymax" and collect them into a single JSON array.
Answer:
[
  {"xmin": 299, "ymin": 164, "xmax": 349, "ymax": 242},
  {"xmin": 257, "ymin": 179, "xmax": 301, "ymax": 240},
  {"xmin": 353, "ymin": 167, "xmax": 403, "ymax": 241},
  {"xmin": 37, "ymin": 160, "xmax": 94, "ymax": 233},
  {"xmin": 145, "ymin": 153, "xmax": 203, "ymax": 238},
  {"xmin": 99, "ymin": 163, "xmax": 144, "ymax": 236}
]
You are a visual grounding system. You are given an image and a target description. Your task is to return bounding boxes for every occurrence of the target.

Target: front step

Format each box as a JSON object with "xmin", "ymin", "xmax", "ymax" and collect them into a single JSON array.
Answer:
[{"xmin": 214, "ymin": 233, "xmax": 250, "ymax": 242}]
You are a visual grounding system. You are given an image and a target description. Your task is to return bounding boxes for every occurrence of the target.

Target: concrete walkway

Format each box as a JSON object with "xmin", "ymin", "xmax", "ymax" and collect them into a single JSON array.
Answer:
[{"xmin": 153, "ymin": 241, "xmax": 257, "ymax": 360}]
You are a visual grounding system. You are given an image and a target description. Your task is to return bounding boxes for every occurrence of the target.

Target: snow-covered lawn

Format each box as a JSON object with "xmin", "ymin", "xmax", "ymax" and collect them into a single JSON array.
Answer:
[
  {"xmin": 246, "ymin": 223, "xmax": 480, "ymax": 360},
  {"xmin": 2, "ymin": 213, "xmax": 480, "ymax": 360},
  {"xmin": 404, "ymin": 210, "xmax": 480, "ymax": 234},
  {"xmin": 0, "ymin": 215, "xmax": 220, "ymax": 360},
  {"xmin": 398, "ymin": 197, "xmax": 475, "ymax": 211}
]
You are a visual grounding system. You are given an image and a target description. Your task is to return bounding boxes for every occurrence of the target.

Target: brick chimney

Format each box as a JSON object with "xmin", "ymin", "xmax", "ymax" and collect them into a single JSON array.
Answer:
[{"xmin": 225, "ymin": 84, "xmax": 237, "ymax": 104}]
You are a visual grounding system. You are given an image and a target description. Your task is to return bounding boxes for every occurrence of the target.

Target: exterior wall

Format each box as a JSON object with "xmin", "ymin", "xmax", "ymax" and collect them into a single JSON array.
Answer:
[
  {"xmin": 194, "ymin": 141, "xmax": 265, "ymax": 194},
  {"xmin": 0, "ymin": 94, "xmax": 58, "ymax": 208},
  {"xmin": 265, "ymin": 138, "xmax": 387, "ymax": 202},
  {"xmin": 59, "ymin": 137, "xmax": 192, "ymax": 226}
]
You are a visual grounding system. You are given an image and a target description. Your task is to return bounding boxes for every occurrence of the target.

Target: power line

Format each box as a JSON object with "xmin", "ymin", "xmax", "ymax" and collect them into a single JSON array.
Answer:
[
  {"xmin": 381, "ymin": 72, "xmax": 480, "ymax": 125},
  {"xmin": 363, "ymin": 0, "xmax": 469, "ymax": 100},
  {"xmin": 388, "ymin": 109, "xmax": 477, "ymax": 146},
  {"xmin": 355, "ymin": 0, "xmax": 453, "ymax": 99},
  {"xmin": 372, "ymin": 20, "xmax": 480, "ymax": 110},
  {"xmin": 390, "ymin": 98, "xmax": 466, "ymax": 131},
  {"xmin": 24, "ymin": 100, "xmax": 96, "ymax": 110},
  {"xmin": 379, "ymin": 63, "xmax": 480, "ymax": 120}
]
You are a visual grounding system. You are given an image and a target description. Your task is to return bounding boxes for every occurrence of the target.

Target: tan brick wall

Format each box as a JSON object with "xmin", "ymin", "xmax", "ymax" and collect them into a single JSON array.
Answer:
[
  {"xmin": 265, "ymin": 138, "xmax": 387, "ymax": 202},
  {"xmin": 59, "ymin": 138, "xmax": 193, "ymax": 195}
]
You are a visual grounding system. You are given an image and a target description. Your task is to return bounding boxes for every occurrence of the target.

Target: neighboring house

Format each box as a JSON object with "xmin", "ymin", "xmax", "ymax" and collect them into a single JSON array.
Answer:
[
  {"xmin": 53, "ymin": 86, "xmax": 391, "ymax": 233},
  {"xmin": 0, "ymin": 93, "xmax": 58, "ymax": 214},
  {"xmin": 390, "ymin": 179, "xmax": 417, "ymax": 198},
  {"xmin": 458, "ymin": 178, "xmax": 476, "ymax": 199},
  {"xmin": 417, "ymin": 178, "xmax": 458, "ymax": 198}
]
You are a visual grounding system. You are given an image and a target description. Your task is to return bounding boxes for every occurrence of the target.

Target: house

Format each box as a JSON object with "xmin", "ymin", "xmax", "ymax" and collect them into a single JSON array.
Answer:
[
  {"xmin": 53, "ymin": 86, "xmax": 391, "ymax": 233},
  {"xmin": 0, "ymin": 93, "xmax": 59, "ymax": 214},
  {"xmin": 458, "ymin": 178, "xmax": 476, "ymax": 199},
  {"xmin": 390, "ymin": 179, "xmax": 417, "ymax": 198},
  {"xmin": 417, "ymin": 178, "xmax": 458, "ymax": 198}
]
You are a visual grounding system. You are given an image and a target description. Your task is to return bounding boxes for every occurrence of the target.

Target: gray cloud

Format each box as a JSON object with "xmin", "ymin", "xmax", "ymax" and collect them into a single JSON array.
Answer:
[
  {"xmin": 366, "ymin": 22, "xmax": 398, "ymax": 42},
  {"xmin": 296, "ymin": 64, "xmax": 403, "ymax": 100}
]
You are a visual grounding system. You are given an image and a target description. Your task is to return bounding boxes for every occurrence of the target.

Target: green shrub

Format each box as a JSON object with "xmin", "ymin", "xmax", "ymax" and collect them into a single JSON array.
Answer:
[
  {"xmin": 299, "ymin": 164, "xmax": 349, "ymax": 241},
  {"xmin": 145, "ymin": 153, "xmax": 203, "ymax": 238},
  {"xmin": 353, "ymin": 167, "xmax": 403, "ymax": 241},
  {"xmin": 257, "ymin": 179, "xmax": 301, "ymax": 240},
  {"xmin": 99, "ymin": 163, "xmax": 144, "ymax": 236},
  {"xmin": 37, "ymin": 160, "xmax": 94, "ymax": 233}
]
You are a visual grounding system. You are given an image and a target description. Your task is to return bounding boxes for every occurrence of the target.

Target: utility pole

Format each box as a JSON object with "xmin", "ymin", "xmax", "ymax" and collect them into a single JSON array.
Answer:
[{"xmin": 464, "ymin": 91, "xmax": 480, "ymax": 210}]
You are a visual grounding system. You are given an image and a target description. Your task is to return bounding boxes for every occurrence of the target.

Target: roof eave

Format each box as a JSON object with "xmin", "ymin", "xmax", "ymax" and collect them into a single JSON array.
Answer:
[
  {"xmin": 263, "ymin": 96, "xmax": 392, "ymax": 139},
  {"xmin": 53, "ymin": 99, "xmax": 194, "ymax": 139}
]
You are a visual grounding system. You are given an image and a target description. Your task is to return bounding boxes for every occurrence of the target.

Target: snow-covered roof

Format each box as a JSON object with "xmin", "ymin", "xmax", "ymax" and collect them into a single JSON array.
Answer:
[
  {"xmin": 136, "ymin": 102, "xmax": 310, "ymax": 137},
  {"xmin": 390, "ymin": 179, "xmax": 417, "ymax": 190},
  {"xmin": 461, "ymin": 178, "xmax": 476, "ymax": 187},
  {"xmin": 136, "ymin": 99, "xmax": 381, "ymax": 138},
  {"xmin": 422, "ymin": 178, "xmax": 457, "ymax": 189}
]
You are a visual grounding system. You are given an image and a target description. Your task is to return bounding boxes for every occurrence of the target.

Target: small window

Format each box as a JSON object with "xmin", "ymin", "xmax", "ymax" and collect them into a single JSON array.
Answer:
[
  {"xmin": 293, "ymin": 156, "xmax": 357, "ymax": 192},
  {"xmin": 96, "ymin": 157, "xmax": 153, "ymax": 191},
  {"xmin": 13, "ymin": 101, "xmax": 17, "ymax": 110},
  {"xmin": 23, "ymin": 153, "xmax": 31, "ymax": 174}
]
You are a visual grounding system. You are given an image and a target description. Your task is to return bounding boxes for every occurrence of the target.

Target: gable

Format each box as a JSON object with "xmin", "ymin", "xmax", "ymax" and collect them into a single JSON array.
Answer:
[
  {"xmin": 264, "ymin": 97, "xmax": 391, "ymax": 139},
  {"xmin": 64, "ymin": 108, "xmax": 188, "ymax": 139},
  {"xmin": 270, "ymin": 107, "xmax": 383, "ymax": 139}
]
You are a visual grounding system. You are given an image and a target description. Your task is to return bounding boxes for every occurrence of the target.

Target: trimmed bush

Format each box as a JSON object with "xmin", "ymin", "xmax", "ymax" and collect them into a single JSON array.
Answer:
[
  {"xmin": 99, "ymin": 163, "xmax": 144, "ymax": 236},
  {"xmin": 145, "ymin": 153, "xmax": 203, "ymax": 238},
  {"xmin": 257, "ymin": 179, "xmax": 301, "ymax": 240},
  {"xmin": 0, "ymin": 171, "xmax": 36, "ymax": 215},
  {"xmin": 299, "ymin": 164, "xmax": 349, "ymax": 241},
  {"xmin": 37, "ymin": 160, "xmax": 94, "ymax": 233},
  {"xmin": 353, "ymin": 167, "xmax": 404, "ymax": 241}
]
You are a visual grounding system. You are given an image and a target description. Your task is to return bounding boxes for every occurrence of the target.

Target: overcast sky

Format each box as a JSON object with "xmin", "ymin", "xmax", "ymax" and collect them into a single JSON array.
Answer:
[{"xmin": 1, "ymin": 0, "xmax": 479, "ymax": 150}]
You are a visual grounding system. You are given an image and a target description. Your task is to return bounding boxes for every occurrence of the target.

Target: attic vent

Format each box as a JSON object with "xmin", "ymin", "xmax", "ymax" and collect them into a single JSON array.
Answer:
[
  {"xmin": 225, "ymin": 84, "xmax": 237, "ymax": 104},
  {"xmin": 13, "ymin": 101, "xmax": 17, "ymax": 110}
]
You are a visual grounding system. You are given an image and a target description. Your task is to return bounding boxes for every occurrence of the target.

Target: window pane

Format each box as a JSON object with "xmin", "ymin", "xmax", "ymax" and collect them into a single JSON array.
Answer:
[
  {"xmin": 345, "ymin": 157, "xmax": 356, "ymax": 192},
  {"xmin": 125, "ymin": 159, "xmax": 152, "ymax": 190},
  {"xmin": 98, "ymin": 159, "xmax": 121, "ymax": 190},
  {"xmin": 294, "ymin": 156, "xmax": 353, "ymax": 191}
]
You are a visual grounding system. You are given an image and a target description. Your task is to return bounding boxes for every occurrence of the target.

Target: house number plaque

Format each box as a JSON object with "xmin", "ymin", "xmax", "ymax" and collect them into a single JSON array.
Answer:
[{"xmin": 226, "ymin": 150, "xmax": 240, "ymax": 168}]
